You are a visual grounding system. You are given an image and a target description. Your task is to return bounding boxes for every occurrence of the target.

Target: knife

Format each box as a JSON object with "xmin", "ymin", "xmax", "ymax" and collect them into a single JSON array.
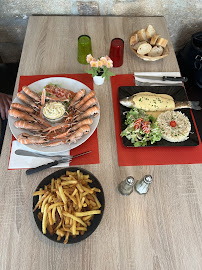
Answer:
[
  {"xmin": 135, "ymin": 75, "xmax": 188, "ymax": 82},
  {"xmin": 15, "ymin": 149, "xmax": 72, "ymax": 159},
  {"xmin": 24, "ymin": 150, "xmax": 92, "ymax": 175}
]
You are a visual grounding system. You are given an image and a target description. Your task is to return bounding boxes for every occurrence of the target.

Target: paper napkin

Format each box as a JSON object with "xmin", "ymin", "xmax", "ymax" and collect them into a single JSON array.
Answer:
[
  {"xmin": 8, "ymin": 140, "xmax": 70, "ymax": 170},
  {"xmin": 134, "ymin": 71, "xmax": 183, "ymax": 86}
]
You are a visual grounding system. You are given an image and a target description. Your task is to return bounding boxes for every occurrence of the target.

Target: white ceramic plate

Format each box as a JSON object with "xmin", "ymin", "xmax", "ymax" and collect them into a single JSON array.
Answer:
[{"xmin": 8, "ymin": 77, "xmax": 100, "ymax": 153}]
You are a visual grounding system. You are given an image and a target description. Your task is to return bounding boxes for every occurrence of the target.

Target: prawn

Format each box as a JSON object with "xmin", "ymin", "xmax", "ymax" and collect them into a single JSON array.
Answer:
[
  {"xmin": 78, "ymin": 97, "xmax": 97, "ymax": 112},
  {"xmin": 74, "ymin": 91, "xmax": 95, "ymax": 109},
  {"xmin": 8, "ymin": 109, "xmax": 34, "ymax": 121},
  {"xmin": 22, "ymin": 86, "xmax": 41, "ymax": 102},
  {"xmin": 17, "ymin": 133, "xmax": 47, "ymax": 145},
  {"xmin": 67, "ymin": 124, "xmax": 91, "ymax": 144},
  {"xmin": 14, "ymin": 120, "xmax": 43, "ymax": 131},
  {"xmin": 76, "ymin": 106, "xmax": 100, "ymax": 121},
  {"xmin": 17, "ymin": 92, "xmax": 39, "ymax": 110},
  {"xmin": 69, "ymin": 89, "xmax": 86, "ymax": 107},
  {"xmin": 11, "ymin": 103, "xmax": 34, "ymax": 114},
  {"xmin": 54, "ymin": 118, "xmax": 93, "ymax": 139}
]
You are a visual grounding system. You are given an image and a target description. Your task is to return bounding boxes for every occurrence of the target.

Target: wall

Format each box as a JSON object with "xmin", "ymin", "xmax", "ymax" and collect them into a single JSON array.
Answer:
[{"xmin": 0, "ymin": 0, "xmax": 201, "ymax": 63}]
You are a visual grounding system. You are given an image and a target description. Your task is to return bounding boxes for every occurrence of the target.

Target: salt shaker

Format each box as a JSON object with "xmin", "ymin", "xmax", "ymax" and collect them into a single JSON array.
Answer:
[
  {"xmin": 118, "ymin": 176, "xmax": 135, "ymax": 195},
  {"xmin": 135, "ymin": 175, "xmax": 152, "ymax": 194}
]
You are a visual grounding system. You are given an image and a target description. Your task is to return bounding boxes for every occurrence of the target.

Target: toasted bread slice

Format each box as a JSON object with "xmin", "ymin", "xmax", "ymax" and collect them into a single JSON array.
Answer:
[
  {"xmin": 130, "ymin": 34, "xmax": 139, "ymax": 46},
  {"xmin": 148, "ymin": 46, "xmax": 164, "ymax": 57},
  {"xmin": 137, "ymin": 29, "xmax": 148, "ymax": 41},
  {"xmin": 150, "ymin": 34, "xmax": 160, "ymax": 46},
  {"xmin": 145, "ymin": 25, "xmax": 156, "ymax": 39},
  {"xmin": 137, "ymin": 42, "xmax": 152, "ymax": 55},
  {"xmin": 156, "ymin": 37, "xmax": 168, "ymax": 48}
]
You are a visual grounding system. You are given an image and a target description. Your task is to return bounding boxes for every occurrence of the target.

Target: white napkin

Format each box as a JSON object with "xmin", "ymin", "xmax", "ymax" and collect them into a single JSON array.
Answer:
[
  {"xmin": 134, "ymin": 72, "xmax": 183, "ymax": 86},
  {"xmin": 8, "ymin": 140, "xmax": 70, "ymax": 169}
]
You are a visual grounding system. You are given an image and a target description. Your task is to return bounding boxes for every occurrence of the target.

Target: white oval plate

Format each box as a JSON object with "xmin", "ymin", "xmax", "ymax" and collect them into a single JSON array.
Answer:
[{"xmin": 8, "ymin": 77, "xmax": 100, "ymax": 153}]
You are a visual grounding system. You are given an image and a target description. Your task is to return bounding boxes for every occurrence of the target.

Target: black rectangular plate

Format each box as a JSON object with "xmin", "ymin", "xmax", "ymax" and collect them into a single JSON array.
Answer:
[{"xmin": 119, "ymin": 86, "xmax": 199, "ymax": 147}]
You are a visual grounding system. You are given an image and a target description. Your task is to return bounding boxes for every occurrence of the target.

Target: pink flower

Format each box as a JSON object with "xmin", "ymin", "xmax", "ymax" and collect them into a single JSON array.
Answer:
[
  {"xmin": 90, "ymin": 60, "xmax": 98, "ymax": 68},
  {"xmin": 105, "ymin": 55, "xmax": 111, "ymax": 61},
  {"xmin": 86, "ymin": 54, "xmax": 94, "ymax": 63},
  {"xmin": 97, "ymin": 60, "xmax": 103, "ymax": 67},
  {"xmin": 106, "ymin": 60, "xmax": 113, "ymax": 68},
  {"xmin": 100, "ymin": 57, "xmax": 108, "ymax": 66}
]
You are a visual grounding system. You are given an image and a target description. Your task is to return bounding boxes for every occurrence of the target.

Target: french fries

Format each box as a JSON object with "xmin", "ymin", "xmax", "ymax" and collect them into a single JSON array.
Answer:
[{"xmin": 33, "ymin": 170, "xmax": 102, "ymax": 244}]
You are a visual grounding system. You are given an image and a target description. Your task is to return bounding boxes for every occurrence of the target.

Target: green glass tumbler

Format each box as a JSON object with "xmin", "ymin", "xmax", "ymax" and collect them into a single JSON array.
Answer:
[{"xmin": 78, "ymin": 35, "xmax": 92, "ymax": 65}]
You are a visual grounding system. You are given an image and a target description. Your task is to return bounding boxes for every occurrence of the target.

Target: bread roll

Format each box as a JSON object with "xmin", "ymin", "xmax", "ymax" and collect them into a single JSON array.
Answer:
[
  {"xmin": 150, "ymin": 34, "xmax": 160, "ymax": 46},
  {"xmin": 156, "ymin": 37, "xmax": 168, "ymax": 48},
  {"xmin": 145, "ymin": 25, "xmax": 156, "ymax": 39},
  {"xmin": 148, "ymin": 46, "xmax": 163, "ymax": 57},
  {"xmin": 132, "ymin": 41, "xmax": 147, "ymax": 50},
  {"xmin": 137, "ymin": 29, "xmax": 147, "ymax": 41},
  {"xmin": 130, "ymin": 34, "xmax": 139, "ymax": 46},
  {"xmin": 137, "ymin": 42, "xmax": 152, "ymax": 55}
]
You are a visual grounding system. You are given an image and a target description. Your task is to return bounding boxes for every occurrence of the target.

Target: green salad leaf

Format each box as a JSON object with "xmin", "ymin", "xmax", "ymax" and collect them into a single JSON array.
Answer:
[{"xmin": 120, "ymin": 108, "xmax": 162, "ymax": 147}]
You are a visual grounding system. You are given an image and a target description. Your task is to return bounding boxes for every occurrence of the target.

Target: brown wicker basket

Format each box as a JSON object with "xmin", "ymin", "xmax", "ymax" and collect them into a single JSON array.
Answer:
[{"xmin": 129, "ymin": 32, "xmax": 169, "ymax": 61}]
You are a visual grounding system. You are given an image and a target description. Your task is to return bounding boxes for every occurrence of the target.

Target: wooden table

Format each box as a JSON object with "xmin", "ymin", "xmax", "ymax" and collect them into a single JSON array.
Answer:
[{"xmin": 1, "ymin": 16, "xmax": 202, "ymax": 270}]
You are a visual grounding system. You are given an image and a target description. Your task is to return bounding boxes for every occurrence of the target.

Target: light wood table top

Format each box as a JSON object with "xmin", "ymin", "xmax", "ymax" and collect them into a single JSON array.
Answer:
[{"xmin": 1, "ymin": 16, "xmax": 202, "ymax": 270}]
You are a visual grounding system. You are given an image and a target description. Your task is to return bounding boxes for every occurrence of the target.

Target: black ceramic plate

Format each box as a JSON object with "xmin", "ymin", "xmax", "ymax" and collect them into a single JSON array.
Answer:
[
  {"xmin": 33, "ymin": 167, "xmax": 105, "ymax": 244},
  {"xmin": 119, "ymin": 86, "xmax": 199, "ymax": 147}
]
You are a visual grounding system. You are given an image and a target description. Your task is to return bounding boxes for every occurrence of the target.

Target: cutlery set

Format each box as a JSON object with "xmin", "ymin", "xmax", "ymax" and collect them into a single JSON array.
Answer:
[{"xmin": 15, "ymin": 150, "xmax": 91, "ymax": 175}]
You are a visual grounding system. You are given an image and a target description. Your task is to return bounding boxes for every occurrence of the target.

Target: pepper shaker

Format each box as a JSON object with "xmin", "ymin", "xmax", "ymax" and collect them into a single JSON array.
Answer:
[
  {"xmin": 118, "ymin": 176, "xmax": 135, "ymax": 195},
  {"xmin": 135, "ymin": 175, "xmax": 152, "ymax": 194}
]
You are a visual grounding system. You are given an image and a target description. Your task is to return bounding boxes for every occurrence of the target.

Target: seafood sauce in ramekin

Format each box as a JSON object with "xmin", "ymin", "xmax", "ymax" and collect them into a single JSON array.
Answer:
[{"xmin": 42, "ymin": 101, "xmax": 66, "ymax": 123}]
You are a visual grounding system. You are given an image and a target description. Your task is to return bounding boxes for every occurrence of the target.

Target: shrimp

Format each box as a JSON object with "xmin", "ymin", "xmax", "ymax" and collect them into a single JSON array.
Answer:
[
  {"xmin": 22, "ymin": 86, "xmax": 41, "ymax": 102},
  {"xmin": 14, "ymin": 120, "xmax": 43, "ymax": 131},
  {"xmin": 42, "ymin": 139, "xmax": 67, "ymax": 147},
  {"xmin": 76, "ymin": 106, "xmax": 100, "ymax": 121},
  {"xmin": 41, "ymin": 89, "xmax": 46, "ymax": 106},
  {"xmin": 43, "ymin": 123, "xmax": 71, "ymax": 135},
  {"xmin": 67, "ymin": 124, "xmax": 91, "ymax": 144},
  {"xmin": 69, "ymin": 89, "xmax": 86, "ymax": 107},
  {"xmin": 54, "ymin": 118, "xmax": 93, "ymax": 139},
  {"xmin": 78, "ymin": 97, "xmax": 97, "ymax": 112},
  {"xmin": 70, "ymin": 118, "xmax": 93, "ymax": 132},
  {"xmin": 31, "ymin": 114, "xmax": 52, "ymax": 128},
  {"xmin": 8, "ymin": 109, "xmax": 34, "ymax": 121},
  {"xmin": 17, "ymin": 92, "xmax": 39, "ymax": 110},
  {"xmin": 11, "ymin": 103, "xmax": 34, "ymax": 114},
  {"xmin": 74, "ymin": 91, "xmax": 95, "ymax": 109},
  {"xmin": 17, "ymin": 133, "xmax": 47, "ymax": 145}
]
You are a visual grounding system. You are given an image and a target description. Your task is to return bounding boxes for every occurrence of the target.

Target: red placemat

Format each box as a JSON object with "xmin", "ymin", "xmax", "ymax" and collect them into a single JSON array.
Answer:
[
  {"xmin": 111, "ymin": 74, "xmax": 202, "ymax": 166},
  {"xmin": 9, "ymin": 74, "xmax": 99, "ymax": 167}
]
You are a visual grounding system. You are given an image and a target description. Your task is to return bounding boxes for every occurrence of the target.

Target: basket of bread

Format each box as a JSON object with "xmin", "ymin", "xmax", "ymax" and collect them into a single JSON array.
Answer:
[{"xmin": 129, "ymin": 25, "xmax": 169, "ymax": 61}]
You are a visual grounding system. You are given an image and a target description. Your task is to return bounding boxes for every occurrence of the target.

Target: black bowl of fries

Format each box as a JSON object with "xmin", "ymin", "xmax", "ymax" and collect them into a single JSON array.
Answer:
[{"xmin": 33, "ymin": 167, "xmax": 105, "ymax": 244}]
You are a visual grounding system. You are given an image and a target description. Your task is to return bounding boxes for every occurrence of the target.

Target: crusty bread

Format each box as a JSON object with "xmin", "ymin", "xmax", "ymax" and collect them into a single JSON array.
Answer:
[
  {"xmin": 145, "ymin": 25, "xmax": 156, "ymax": 39},
  {"xmin": 150, "ymin": 34, "xmax": 160, "ymax": 46},
  {"xmin": 156, "ymin": 37, "xmax": 168, "ymax": 48},
  {"xmin": 137, "ymin": 29, "xmax": 148, "ymax": 41},
  {"xmin": 132, "ymin": 41, "xmax": 147, "ymax": 50},
  {"xmin": 148, "ymin": 46, "xmax": 163, "ymax": 57},
  {"xmin": 137, "ymin": 42, "xmax": 152, "ymax": 55},
  {"xmin": 130, "ymin": 34, "xmax": 139, "ymax": 46}
]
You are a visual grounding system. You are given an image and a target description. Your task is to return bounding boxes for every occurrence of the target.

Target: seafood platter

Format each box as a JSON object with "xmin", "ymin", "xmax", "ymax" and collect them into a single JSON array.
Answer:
[
  {"xmin": 119, "ymin": 86, "xmax": 200, "ymax": 147},
  {"xmin": 8, "ymin": 77, "xmax": 100, "ymax": 153}
]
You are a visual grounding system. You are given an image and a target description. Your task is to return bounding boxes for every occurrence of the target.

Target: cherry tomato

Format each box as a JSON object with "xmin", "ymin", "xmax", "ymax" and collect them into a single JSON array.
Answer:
[
  {"xmin": 134, "ymin": 118, "xmax": 143, "ymax": 130},
  {"xmin": 170, "ymin": 120, "xmax": 177, "ymax": 127},
  {"xmin": 142, "ymin": 121, "xmax": 150, "ymax": 134}
]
